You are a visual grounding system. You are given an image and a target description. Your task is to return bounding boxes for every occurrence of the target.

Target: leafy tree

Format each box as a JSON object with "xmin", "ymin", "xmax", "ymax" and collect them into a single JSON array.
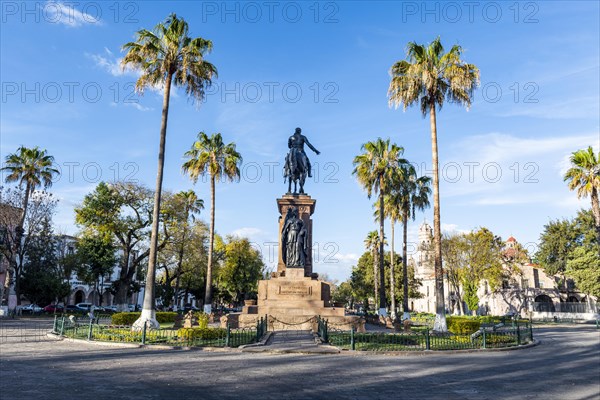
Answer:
[
  {"xmin": 1, "ymin": 147, "xmax": 59, "ymax": 308},
  {"xmin": 563, "ymin": 146, "xmax": 600, "ymax": 242},
  {"xmin": 122, "ymin": 13, "xmax": 217, "ymax": 328},
  {"xmin": 442, "ymin": 228, "xmax": 504, "ymax": 315},
  {"xmin": 535, "ymin": 218, "xmax": 580, "ymax": 278},
  {"xmin": 76, "ymin": 233, "xmax": 117, "ymax": 306},
  {"xmin": 19, "ymin": 216, "xmax": 69, "ymax": 307},
  {"xmin": 0, "ymin": 187, "xmax": 57, "ymax": 305},
  {"xmin": 566, "ymin": 246, "xmax": 600, "ymax": 297},
  {"xmin": 157, "ymin": 219, "xmax": 212, "ymax": 308},
  {"xmin": 216, "ymin": 236, "xmax": 265, "ymax": 305},
  {"xmin": 55, "ymin": 235, "xmax": 80, "ymax": 304},
  {"xmin": 182, "ymin": 132, "xmax": 242, "ymax": 313},
  {"xmin": 158, "ymin": 190, "xmax": 203, "ymax": 310},
  {"xmin": 537, "ymin": 209, "xmax": 598, "ymax": 296},
  {"xmin": 363, "ymin": 231, "xmax": 382, "ymax": 310},
  {"xmin": 463, "ymin": 280, "xmax": 479, "ymax": 314},
  {"xmin": 350, "ymin": 250, "xmax": 420, "ymax": 314},
  {"xmin": 389, "ymin": 37, "xmax": 479, "ymax": 331},
  {"xmin": 353, "ymin": 138, "xmax": 405, "ymax": 315},
  {"xmin": 442, "ymin": 232, "xmax": 467, "ymax": 314},
  {"xmin": 75, "ymin": 182, "xmax": 166, "ymax": 311},
  {"xmin": 331, "ymin": 281, "xmax": 354, "ymax": 307}
]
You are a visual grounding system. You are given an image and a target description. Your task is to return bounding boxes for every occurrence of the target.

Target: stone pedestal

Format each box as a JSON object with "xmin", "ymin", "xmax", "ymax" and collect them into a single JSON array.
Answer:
[
  {"xmin": 276, "ymin": 194, "xmax": 316, "ymax": 276},
  {"xmin": 225, "ymin": 269, "xmax": 364, "ymax": 331},
  {"xmin": 226, "ymin": 193, "xmax": 364, "ymax": 333}
]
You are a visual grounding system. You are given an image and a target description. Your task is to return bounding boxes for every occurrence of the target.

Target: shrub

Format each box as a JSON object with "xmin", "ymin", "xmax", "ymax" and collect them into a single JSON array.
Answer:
[
  {"xmin": 476, "ymin": 315, "xmax": 503, "ymax": 324},
  {"xmin": 195, "ymin": 312, "xmax": 209, "ymax": 329},
  {"xmin": 177, "ymin": 327, "xmax": 226, "ymax": 341},
  {"xmin": 447, "ymin": 317, "xmax": 481, "ymax": 334},
  {"xmin": 93, "ymin": 327, "xmax": 171, "ymax": 343},
  {"xmin": 111, "ymin": 312, "xmax": 140, "ymax": 326},
  {"xmin": 110, "ymin": 311, "xmax": 179, "ymax": 326},
  {"xmin": 156, "ymin": 312, "xmax": 178, "ymax": 323}
]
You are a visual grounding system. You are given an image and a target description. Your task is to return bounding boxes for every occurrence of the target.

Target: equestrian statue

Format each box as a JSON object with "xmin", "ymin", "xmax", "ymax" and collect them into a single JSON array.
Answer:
[{"xmin": 283, "ymin": 127, "xmax": 320, "ymax": 194}]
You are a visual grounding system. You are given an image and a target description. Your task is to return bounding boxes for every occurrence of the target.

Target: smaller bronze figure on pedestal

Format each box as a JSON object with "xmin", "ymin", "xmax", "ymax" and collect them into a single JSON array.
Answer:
[
  {"xmin": 281, "ymin": 207, "xmax": 308, "ymax": 268},
  {"xmin": 284, "ymin": 127, "xmax": 320, "ymax": 194}
]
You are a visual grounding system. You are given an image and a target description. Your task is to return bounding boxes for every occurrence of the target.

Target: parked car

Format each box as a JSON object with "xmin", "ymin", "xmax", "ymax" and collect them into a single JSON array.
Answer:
[
  {"xmin": 64, "ymin": 305, "xmax": 79, "ymax": 313},
  {"xmin": 103, "ymin": 305, "xmax": 118, "ymax": 312},
  {"xmin": 127, "ymin": 304, "xmax": 140, "ymax": 312},
  {"xmin": 43, "ymin": 304, "xmax": 64, "ymax": 313},
  {"xmin": 75, "ymin": 303, "xmax": 93, "ymax": 311},
  {"xmin": 21, "ymin": 304, "xmax": 43, "ymax": 314}
]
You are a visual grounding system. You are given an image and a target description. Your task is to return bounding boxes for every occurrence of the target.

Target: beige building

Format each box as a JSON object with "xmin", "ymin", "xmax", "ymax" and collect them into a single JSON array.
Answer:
[{"xmin": 411, "ymin": 223, "xmax": 598, "ymax": 320}]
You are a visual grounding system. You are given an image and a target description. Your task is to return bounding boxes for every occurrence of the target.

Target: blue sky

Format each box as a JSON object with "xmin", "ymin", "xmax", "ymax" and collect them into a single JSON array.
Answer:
[{"xmin": 1, "ymin": 1, "xmax": 599, "ymax": 282}]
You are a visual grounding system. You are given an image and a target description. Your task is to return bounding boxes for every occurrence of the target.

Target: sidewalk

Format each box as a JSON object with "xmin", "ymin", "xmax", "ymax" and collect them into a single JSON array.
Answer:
[{"xmin": 242, "ymin": 330, "xmax": 339, "ymax": 354}]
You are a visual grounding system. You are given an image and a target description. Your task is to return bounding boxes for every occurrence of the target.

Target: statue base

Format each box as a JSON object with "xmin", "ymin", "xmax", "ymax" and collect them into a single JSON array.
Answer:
[
  {"xmin": 222, "ymin": 191, "xmax": 364, "ymax": 332},
  {"xmin": 223, "ymin": 271, "xmax": 365, "ymax": 332},
  {"xmin": 276, "ymin": 194, "xmax": 316, "ymax": 276}
]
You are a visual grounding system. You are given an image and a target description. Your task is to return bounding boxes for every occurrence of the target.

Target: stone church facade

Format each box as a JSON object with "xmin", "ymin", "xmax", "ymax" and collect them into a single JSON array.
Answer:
[{"xmin": 410, "ymin": 222, "xmax": 598, "ymax": 319}]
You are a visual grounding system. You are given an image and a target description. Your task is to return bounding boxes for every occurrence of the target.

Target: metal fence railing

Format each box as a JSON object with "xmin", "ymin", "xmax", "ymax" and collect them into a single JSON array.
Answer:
[
  {"xmin": 51, "ymin": 314, "xmax": 268, "ymax": 348},
  {"xmin": 315, "ymin": 317, "xmax": 534, "ymax": 351}
]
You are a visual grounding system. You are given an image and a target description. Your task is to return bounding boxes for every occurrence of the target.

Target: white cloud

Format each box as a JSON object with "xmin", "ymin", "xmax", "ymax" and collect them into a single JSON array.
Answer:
[
  {"xmin": 332, "ymin": 252, "xmax": 360, "ymax": 263},
  {"xmin": 498, "ymin": 96, "xmax": 599, "ymax": 120},
  {"xmin": 441, "ymin": 223, "xmax": 469, "ymax": 234},
  {"xmin": 125, "ymin": 102, "xmax": 153, "ymax": 112},
  {"xmin": 45, "ymin": 1, "xmax": 103, "ymax": 27},
  {"xmin": 439, "ymin": 132, "xmax": 599, "ymax": 202},
  {"xmin": 87, "ymin": 49, "xmax": 130, "ymax": 77},
  {"xmin": 231, "ymin": 227, "xmax": 263, "ymax": 238}
]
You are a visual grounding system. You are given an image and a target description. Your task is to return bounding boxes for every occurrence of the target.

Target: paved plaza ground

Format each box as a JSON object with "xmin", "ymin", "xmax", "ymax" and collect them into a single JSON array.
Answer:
[{"xmin": 1, "ymin": 318, "xmax": 599, "ymax": 400}]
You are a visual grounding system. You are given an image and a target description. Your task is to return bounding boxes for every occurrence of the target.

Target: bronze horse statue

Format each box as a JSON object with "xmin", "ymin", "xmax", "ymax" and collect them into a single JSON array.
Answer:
[
  {"xmin": 283, "ymin": 128, "xmax": 319, "ymax": 195},
  {"xmin": 284, "ymin": 148, "xmax": 308, "ymax": 194}
]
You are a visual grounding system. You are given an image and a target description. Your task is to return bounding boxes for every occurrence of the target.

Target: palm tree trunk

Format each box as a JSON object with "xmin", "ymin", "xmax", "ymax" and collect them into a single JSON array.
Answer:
[
  {"xmin": 135, "ymin": 73, "xmax": 173, "ymax": 330},
  {"xmin": 430, "ymin": 104, "xmax": 447, "ymax": 332},
  {"xmin": 204, "ymin": 175, "xmax": 216, "ymax": 314},
  {"xmin": 173, "ymin": 221, "xmax": 188, "ymax": 311},
  {"xmin": 390, "ymin": 218, "xmax": 396, "ymax": 320},
  {"xmin": 8, "ymin": 182, "xmax": 31, "ymax": 308},
  {"xmin": 591, "ymin": 187, "xmax": 600, "ymax": 245},
  {"xmin": 373, "ymin": 247, "xmax": 378, "ymax": 310},
  {"xmin": 402, "ymin": 211, "xmax": 410, "ymax": 320},
  {"xmin": 378, "ymin": 189, "xmax": 387, "ymax": 315},
  {"xmin": 173, "ymin": 241, "xmax": 185, "ymax": 312}
]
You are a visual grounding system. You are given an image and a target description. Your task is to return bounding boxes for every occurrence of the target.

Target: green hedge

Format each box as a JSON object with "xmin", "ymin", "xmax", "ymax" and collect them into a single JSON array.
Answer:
[
  {"xmin": 447, "ymin": 317, "xmax": 481, "ymax": 334},
  {"xmin": 111, "ymin": 312, "xmax": 180, "ymax": 326},
  {"xmin": 177, "ymin": 327, "xmax": 226, "ymax": 340}
]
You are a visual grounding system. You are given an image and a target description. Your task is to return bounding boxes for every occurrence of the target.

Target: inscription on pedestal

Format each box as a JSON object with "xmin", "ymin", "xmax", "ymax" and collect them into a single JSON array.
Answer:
[{"xmin": 278, "ymin": 285, "xmax": 312, "ymax": 296}]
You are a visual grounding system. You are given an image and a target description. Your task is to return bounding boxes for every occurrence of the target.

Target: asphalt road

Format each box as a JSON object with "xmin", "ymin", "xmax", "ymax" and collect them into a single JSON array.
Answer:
[{"xmin": 1, "ymin": 319, "xmax": 598, "ymax": 400}]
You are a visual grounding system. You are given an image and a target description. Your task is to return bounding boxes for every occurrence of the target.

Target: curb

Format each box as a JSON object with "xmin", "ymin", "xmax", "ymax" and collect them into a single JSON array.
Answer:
[
  {"xmin": 239, "ymin": 331, "xmax": 274, "ymax": 349},
  {"xmin": 333, "ymin": 339, "xmax": 541, "ymax": 356},
  {"xmin": 47, "ymin": 332, "xmax": 242, "ymax": 352},
  {"xmin": 47, "ymin": 332, "xmax": 539, "ymax": 356}
]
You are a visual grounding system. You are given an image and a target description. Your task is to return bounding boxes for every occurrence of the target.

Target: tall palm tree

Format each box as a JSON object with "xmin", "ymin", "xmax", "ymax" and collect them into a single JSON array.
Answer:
[
  {"xmin": 373, "ymin": 181, "xmax": 403, "ymax": 320},
  {"xmin": 2, "ymin": 146, "xmax": 59, "ymax": 306},
  {"xmin": 388, "ymin": 37, "xmax": 479, "ymax": 331},
  {"xmin": 353, "ymin": 138, "xmax": 405, "ymax": 315},
  {"xmin": 564, "ymin": 146, "xmax": 600, "ymax": 242},
  {"xmin": 364, "ymin": 230, "xmax": 381, "ymax": 311},
  {"xmin": 171, "ymin": 190, "xmax": 203, "ymax": 311},
  {"xmin": 2, "ymin": 146, "xmax": 59, "ymax": 229},
  {"xmin": 397, "ymin": 165, "xmax": 431, "ymax": 320},
  {"xmin": 121, "ymin": 14, "xmax": 217, "ymax": 329},
  {"xmin": 182, "ymin": 132, "xmax": 242, "ymax": 314}
]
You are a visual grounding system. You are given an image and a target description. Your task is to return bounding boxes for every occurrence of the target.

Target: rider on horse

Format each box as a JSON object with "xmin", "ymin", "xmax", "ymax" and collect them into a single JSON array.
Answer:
[{"xmin": 285, "ymin": 127, "xmax": 320, "ymax": 179}]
